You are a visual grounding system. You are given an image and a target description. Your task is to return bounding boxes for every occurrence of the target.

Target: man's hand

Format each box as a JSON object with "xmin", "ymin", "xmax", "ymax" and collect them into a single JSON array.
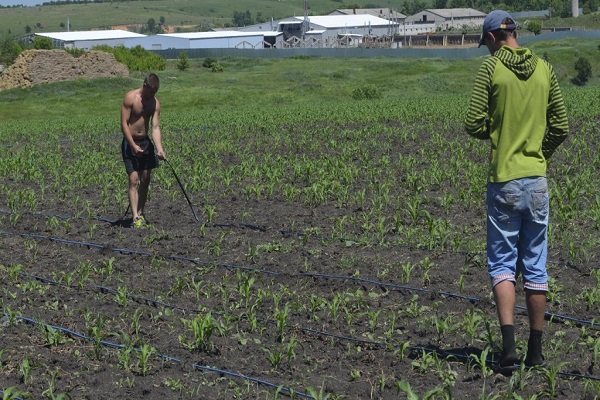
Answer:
[
  {"xmin": 132, "ymin": 144, "xmax": 144, "ymax": 157},
  {"xmin": 156, "ymin": 150, "xmax": 166, "ymax": 161}
]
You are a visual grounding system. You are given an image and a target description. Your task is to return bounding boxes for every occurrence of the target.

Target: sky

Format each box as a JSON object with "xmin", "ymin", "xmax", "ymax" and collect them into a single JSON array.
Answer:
[{"xmin": 0, "ymin": 0, "xmax": 54, "ymax": 6}]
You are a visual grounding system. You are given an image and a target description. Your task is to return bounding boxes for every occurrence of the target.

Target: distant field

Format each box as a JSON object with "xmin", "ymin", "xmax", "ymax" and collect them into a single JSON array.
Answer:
[
  {"xmin": 2, "ymin": 0, "xmax": 599, "ymax": 37},
  {"xmin": 1, "ymin": 38, "xmax": 599, "ymax": 123},
  {"xmin": 0, "ymin": 0, "xmax": 412, "ymax": 35}
]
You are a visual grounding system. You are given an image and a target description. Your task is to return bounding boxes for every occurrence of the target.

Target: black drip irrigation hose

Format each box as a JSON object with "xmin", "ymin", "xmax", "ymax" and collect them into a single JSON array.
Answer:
[
  {"xmin": 7, "ymin": 314, "xmax": 314, "ymax": 399},
  {"xmin": 7, "ymin": 273, "xmax": 600, "ymax": 384},
  {"xmin": 2, "ymin": 228, "xmax": 599, "ymax": 330},
  {"xmin": 2, "ymin": 208, "xmax": 583, "ymax": 274},
  {"xmin": 20, "ymin": 271, "xmax": 387, "ymax": 347}
]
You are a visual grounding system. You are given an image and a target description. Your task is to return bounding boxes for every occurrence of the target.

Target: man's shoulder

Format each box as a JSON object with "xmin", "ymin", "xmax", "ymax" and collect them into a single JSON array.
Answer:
[{"xmin": 123, "ymin": 88, "xmax": 141, "ymax": 104}]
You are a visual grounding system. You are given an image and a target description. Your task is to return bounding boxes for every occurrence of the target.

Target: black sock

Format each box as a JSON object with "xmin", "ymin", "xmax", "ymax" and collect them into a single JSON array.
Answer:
[
  {"xmin": 500, "ymin": 325, "xmax": 516, "ymax": 356},
  {"xmin": 526, "ymin": 329, "xmax": 544, "ymax": 365}
]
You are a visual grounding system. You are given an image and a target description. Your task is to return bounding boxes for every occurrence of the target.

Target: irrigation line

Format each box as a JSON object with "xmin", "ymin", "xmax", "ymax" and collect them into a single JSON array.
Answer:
[
  {"xmin": 10, "ymin": 269, "xmax": 600, "ymax": 382},
  {"xmin": 2, "ymin": 228, "xmax": 599, "ymax": 330},
  {"xmin": 18, "ymin": 271, "xmax": 390, "ymax": 349},
  {"xmin": 8, "ymin": 314, "xmax": 314, "ymax": 399},
  {"xmin": 2, "ymin": 207, "xmax": 582, "ymax": 274},
  {"xmin": 14, "ymin": 269, "xmax": 600, "ymax": 379},
  {"xmin": 6, "ymin": 305, "xmax": 600, "ymax": 387}
]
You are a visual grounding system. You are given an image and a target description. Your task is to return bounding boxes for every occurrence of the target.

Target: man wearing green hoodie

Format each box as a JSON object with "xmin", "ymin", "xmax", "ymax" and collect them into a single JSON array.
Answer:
[{"xmin": 465, "ymin": 10, "xmax": 569, "ymax": 369}]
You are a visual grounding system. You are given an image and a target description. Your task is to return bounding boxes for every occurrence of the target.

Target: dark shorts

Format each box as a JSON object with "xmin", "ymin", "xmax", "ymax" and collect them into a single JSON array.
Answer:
[{"xmin": 121, "ymin": 137, "xmax": 159, "ymax": 175}]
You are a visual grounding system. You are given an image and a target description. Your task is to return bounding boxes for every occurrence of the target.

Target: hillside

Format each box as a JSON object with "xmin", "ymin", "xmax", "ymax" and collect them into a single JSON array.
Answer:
[
  {"xmin": 0, "ymin": 0, "xmax": 404, "ymax": 35},
  {"xmin": 1, "ymin": 0, "xmax": 599, "ymax": 37}
]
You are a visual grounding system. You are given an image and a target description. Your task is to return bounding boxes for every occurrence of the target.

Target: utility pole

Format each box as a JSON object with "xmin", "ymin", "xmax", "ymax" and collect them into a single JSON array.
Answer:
[
  {"xmin": 572, "ymin": 0, "xmax": 579, "ymax": 17},
  {"xmin": 302, "ymin": 0, "xmax": 309, "ymax": 39}
]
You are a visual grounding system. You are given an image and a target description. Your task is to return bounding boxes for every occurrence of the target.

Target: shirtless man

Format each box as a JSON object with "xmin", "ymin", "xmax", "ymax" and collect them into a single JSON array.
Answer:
[{"xmin": 120, "ymin": 73, "xmax": 166, "ymax": 228}]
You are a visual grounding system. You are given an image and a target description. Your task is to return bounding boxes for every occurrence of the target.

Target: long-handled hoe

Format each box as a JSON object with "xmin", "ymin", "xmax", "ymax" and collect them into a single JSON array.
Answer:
[{"xmin": 108, "ymin": 158, "xmax": 202, "ymax": 226}]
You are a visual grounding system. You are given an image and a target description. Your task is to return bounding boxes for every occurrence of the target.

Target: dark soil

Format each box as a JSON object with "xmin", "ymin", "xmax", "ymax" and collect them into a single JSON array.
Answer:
[{"xmin": 1, "ymin": 120, "xmax": 599, "ymax": 399}]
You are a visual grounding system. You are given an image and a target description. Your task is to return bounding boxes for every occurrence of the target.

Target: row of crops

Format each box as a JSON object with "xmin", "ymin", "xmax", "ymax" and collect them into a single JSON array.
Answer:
[{"xmin": 1, "ymin": 87, "xmax": 599, "ymax": 399}]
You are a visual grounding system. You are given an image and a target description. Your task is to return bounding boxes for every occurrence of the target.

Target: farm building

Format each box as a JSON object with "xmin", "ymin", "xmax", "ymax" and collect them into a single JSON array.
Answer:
[
  {"xmin": 240, "ymin": 14, "xmax": 400, "ymax": 38},
  {"xmin": 34, "ymin": 30, "xmax": 146, "ymax": 50},
  {"xmin": 405, "ymin": 8, "xmax": 486, "ymax": 31},
  {"xmin": 123, "ymin": 31, "xmax": 280, "ymax": 50},
  {"xmin": 240, "ymin": 14, "xmax": 433, "ymax": 48},
  {"xmin": 294, "ymin": 14, "xmax": 399, "ymax": 38},
  {"xmin": 327, "ymin": 8, "xmax": 406, "ymax": 24}
]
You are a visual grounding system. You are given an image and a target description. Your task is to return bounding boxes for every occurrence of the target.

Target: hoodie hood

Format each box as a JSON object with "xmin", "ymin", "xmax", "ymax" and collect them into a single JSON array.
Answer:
[{"xmin": 494, "ymin": 46, "xmax": 538, "ymax": 80}]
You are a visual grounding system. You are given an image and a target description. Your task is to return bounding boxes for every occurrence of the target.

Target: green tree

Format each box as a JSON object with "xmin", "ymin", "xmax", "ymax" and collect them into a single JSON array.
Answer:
[
  {"xmin": 434, "ymin": 0, "xmax": 447, "ymax": 7},
  {"xmin": 450, "ymin": 0, "xmax": 467, "ymax": 7},
  {"xmin": 583, "ymin": 0, "xmax": 600, "ymax": 14},
  {"xmin": 147, "ymin": 18, "xmax": 157, "ymax": 33},
  {"xmin": 33, "ymin": 36, "xmax": 53, "ymax": 49},
  {"xmin": 401, "ymin": 0, "xmax": 427, "ymax": 15},
  {"xmin": 0, "ymin": 35, "xmax": 22, "ymax": 67},
  {"xmin": 527, "ymin": 20, "xmax": 542, "ymax": 35},
  {"xmin": 176, "ymin": 51, "xmax": 189, "ymax": 71},
  {"xmin": 232, "ymin": 10, "xmax": 253, "ymax": 27},
  {"xmin": 572, "ymin": 56, "xmax": 592, "ymax": 86}
]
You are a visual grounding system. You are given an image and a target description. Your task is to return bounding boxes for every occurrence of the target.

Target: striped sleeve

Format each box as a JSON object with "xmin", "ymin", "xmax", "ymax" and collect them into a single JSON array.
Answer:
[
  {"xmin": 543, "ymin": 62, "xmax": 569, "ymax": 159},
  {"xmin": 465, "ymin": 57, "xmax": 496, "ymax": 139}
]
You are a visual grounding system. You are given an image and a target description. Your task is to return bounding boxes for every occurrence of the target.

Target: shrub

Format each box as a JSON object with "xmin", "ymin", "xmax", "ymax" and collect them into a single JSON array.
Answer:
[
  {"xmin": 33, "ymin": 36, "xmax": 53, "ymax": 50},
  {"xmin": 527, "ymin": 20, "xmax": 542, "ymax": 35},
  {"xmin": 202, "ymin": 57, "xmax": 223, "ymax": 72},
  {"xmin": 93, "ymin": 45, "xmax": 166, "ymax": 71},
  {"xmin": 0, "ymin": 35, "xmax": 22, "ymax": 67},
  {"xmin": 352, "ymin": 85, "xmax": 383, "ymax": 100},
  {"xmin": 202, "ymin": 57, "xmax": 218, "ymax": 68},
  {"xmin": 572, "ymin": 56, "xmax": 592, "ymax": 86},
  {"xmin": 176, "ymin": 51, "xmax": 189, "ymax": 71}
]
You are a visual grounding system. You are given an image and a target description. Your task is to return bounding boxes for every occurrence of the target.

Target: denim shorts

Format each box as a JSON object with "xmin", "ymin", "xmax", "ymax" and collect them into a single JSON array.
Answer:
[{"xmin": 486, "ymin": 177, "xmax": 549, "ymax": 291}]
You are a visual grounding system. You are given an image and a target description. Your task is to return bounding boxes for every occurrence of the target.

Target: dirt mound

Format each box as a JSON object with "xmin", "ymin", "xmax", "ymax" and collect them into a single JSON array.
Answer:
[{"xmin": 0, "ymin": 49, "xmax": 129, "ymax": 90}]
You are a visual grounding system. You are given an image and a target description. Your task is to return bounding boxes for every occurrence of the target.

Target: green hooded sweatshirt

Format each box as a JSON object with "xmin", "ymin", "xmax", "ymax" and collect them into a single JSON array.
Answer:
[{"xmin": 465, "ymin": 46, "xmax": 569, "ymax": 183}]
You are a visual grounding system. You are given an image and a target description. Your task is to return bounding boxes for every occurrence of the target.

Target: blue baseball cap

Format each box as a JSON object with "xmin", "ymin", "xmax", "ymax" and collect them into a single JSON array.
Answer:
[{"xmin": 479, "ymin": 10, "xmax": 516, "ymax": 47}]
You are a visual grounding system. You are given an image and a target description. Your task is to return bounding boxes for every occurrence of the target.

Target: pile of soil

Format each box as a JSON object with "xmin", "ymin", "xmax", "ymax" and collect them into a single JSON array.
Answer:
[{"xmin": 0, "ymin": 49, "xmax": 129, "ymax": 90}]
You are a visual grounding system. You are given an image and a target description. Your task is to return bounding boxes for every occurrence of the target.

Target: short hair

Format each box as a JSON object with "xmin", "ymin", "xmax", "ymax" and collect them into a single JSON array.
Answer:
[
  {"xmin": 491, "ymin": 28, "xmax": 516, "ymax": 42},
  {"xmin": 144, "ymin": 73, "xmax": 160, "ymax": 91}
]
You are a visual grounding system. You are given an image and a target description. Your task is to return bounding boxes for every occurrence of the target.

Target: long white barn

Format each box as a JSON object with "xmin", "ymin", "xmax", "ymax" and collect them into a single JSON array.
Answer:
[{"xmin": 35, "ymin": 30, "xmax": 146, "ymax": 50}]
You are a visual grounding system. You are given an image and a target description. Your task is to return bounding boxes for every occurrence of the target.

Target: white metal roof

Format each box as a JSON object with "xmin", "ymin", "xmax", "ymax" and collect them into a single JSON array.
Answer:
[
  {"xmin": 424, "ymin": 8, "xmax": 486, "ymax": 18},
  {"xmin": 332, "ymin": 9, "xmax": 406, "ymax": 19},
  {"xmin": 255, "ymin": 31, "xmax": 283, "ymax": 37},
  {"xmin": 295, "ymin": 15, "xmax": 399, "ymax": 28},
  {"xmin": 159, "ymin": 31, "xmax": 262, "ymax": 39},
  {"xmin": 37, "ymin": 30, "xmax": 146, "ymax": 41}
]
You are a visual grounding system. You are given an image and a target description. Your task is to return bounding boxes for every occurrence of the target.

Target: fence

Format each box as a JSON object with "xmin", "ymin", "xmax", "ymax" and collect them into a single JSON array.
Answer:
[{"xmin": 154, "ymin": 30, "xmax": 600, "ymax": 60}]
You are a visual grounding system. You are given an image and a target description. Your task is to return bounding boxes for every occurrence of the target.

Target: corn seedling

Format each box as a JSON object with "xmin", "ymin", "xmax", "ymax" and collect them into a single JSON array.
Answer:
[
  {"xmin": 1, "ymin": 387, "xmax": 30, "ymax": 400},
  {"xmin": 40, "ymin": 324, "xmax": 69, "ymax": 347},
  {"xmin": 135, "ymin": 343, "xmax": 156, "ymax": 376},
  {"xmin": 274, "ymin": 303, "xmax": 290, "ymax": 342},
  {"xmin": 179, "ymin": 312, "xmax": 224, "ymax": 352},
  {"xmin": 20, "ymin": 357, "xmax": 32, "ymax": 384}
]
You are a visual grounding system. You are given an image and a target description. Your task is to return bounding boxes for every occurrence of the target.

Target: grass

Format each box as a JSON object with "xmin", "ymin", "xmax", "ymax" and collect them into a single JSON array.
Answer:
[{"xmin": 1, "ymin": 38, "xmax": 599, "ymax": 123}]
